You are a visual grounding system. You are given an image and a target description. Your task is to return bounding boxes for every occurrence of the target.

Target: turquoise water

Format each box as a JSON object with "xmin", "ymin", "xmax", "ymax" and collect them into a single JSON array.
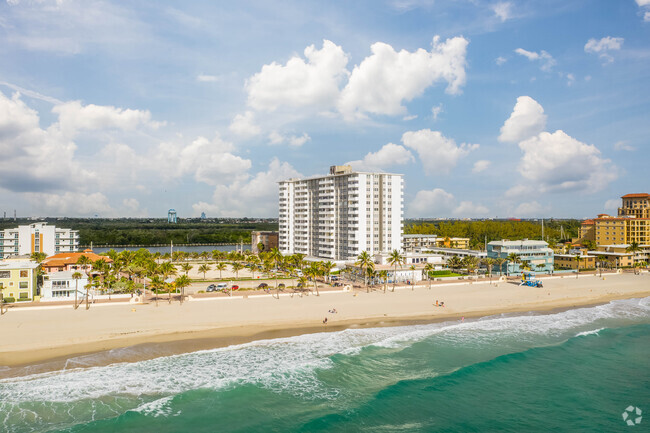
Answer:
[{"xmin": 2, "ymin": 297, "xmax": 649, "ymax": 432}]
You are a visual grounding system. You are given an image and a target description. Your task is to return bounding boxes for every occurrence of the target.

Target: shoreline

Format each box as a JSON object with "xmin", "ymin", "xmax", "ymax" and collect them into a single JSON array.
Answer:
[{"xmin": 1, "ymin": 273, "xmax": 649, "ymax": 377}]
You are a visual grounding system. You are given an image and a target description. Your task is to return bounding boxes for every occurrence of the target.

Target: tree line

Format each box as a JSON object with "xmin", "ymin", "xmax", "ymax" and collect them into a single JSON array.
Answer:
[{"xmin": 405, "ymin": 219, "xmax": 581, "ymax": 249}]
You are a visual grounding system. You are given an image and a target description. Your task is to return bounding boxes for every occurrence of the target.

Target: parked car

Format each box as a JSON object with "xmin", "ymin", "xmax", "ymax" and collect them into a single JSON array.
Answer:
[
  {"xmin": 216, "ymin": 283, "xmax": 228, "ymax": 291},
  {"xmin": 206, "ymin": 284, "xmax": 217, "ymax": 292},
  {"xmin": 257, "ymin": 283, "xmax": 269, "ymax": 289},
  {"xmin": 278, "ymin": 283, "xmax": 285, "ymax": 289},
  {"xmin": 297, "ymin": 282, "xmax": 304, "ymax": 288},
  {"xmin": 231, "ymin": 285, "xmax": 239, "ymax": 291}
]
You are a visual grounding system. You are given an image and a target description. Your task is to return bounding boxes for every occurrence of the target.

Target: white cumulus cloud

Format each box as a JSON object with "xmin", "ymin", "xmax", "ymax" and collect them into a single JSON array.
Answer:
[
  {"xmin": 604, "ymin": 199, "xmax": 620, "ymax": 210},
  {"xmin": 52, "ymin": 100, "xmax": 162, "ymax": 137},
  {"xmin": 517, "ymin": 130, "xmax": 617, "ymax": 193},
  {"xmin": 408, "ymin": 188, "xmax": 488, "ymax": 217},
  {"xmin": 514, "ymin": 48, "xmax": 556, "ymax": 71},
  {"xmin": 498, "ymin": 95, "xmax": 547, "ymax": 143},
  {"xmin": 346, "ymin": 143, "xmax": 414, "ymax": 171},
  {"xmin": 193, "ymin": 158, "xmax": 301, "ymax": 217},
  {"xmin": 584, "ymin": 36, "xmax": 623, "ymax": 63},
  {"xmin": 472, "ymin": 160, "xmax": 491, "ymax": 173},
  {"xmin": 402, "ymin": 129, "xmax": 478, "ymax": 175},
  {"xmin": 155, "ymin": 134, "xmax": 251, "ymax": 186},
  {"xmin": 25, "ymin": 192, "xmax": 114, "ymax": 217},
  {"xmin": 339, "ymin": 36, "xmax": 468, "ymax": 119},
  {"xmin": 245, "ymin": 40, "xmax": 349, "ymax": 112},
  {"xmin": 229, "ymin": 111, "xmax": 261, "ymax": 138}
]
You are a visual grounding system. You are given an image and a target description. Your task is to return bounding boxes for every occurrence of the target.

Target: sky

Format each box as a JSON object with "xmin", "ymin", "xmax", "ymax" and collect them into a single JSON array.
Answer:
[{"xmin": 0, "ymin": 0, "xmax": 649, "ymax": 219}]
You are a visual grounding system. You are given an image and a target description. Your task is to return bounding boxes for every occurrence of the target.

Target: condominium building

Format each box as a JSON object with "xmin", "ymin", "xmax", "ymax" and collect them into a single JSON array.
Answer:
[
  {"xmin": 582, "ymin": 193, "xmax": 650, "ymax": 246},
  {"xmin": 0, "ymin": 223, "xmax": 80, "ymax": 258},
  {"xmin": 487, "ymin": 239, "xmax": 554, "ymax": 274},
  {"xmin": 279, "ymin": 165, "xmax": 403, "ymax": 260}
]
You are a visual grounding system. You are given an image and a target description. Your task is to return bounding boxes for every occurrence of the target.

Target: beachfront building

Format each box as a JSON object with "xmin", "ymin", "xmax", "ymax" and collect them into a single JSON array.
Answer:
[
  {"xmin": 487, "ymin": 239, "xmax": 554, "ymax": 274},
  {"xmin": 279, "ymin": 165, "xmax": 403, "ymax": 260},
  {"xmin": 0, "ymin": 222, "xmax": 79, "ymax": 259},
  {"xmin": 0, "ymin": 258, "xmax": 39, "ymax": 302},
  {"xmin": 581, "ymin": 194, "xmax": 650, "ymax": 247},
  {"xmin": 251, "ymin": 231, "xmax": 279, "ymax": 254},
  {"xmin": 586, "ymin": 249, "xmax": 634, "ymax": 269},
  {"xmin": 591, "ymin": 244, "xmax": 649, "ymax": 265},
  {"xmin": 40, "ymin": 270, "xmax": 90, "ymax": 302},
  {"xmin": 554, "ymin": 254, "xmax": 596, "ymax": 270},
  {"xmin": 41, "ymin": 249, "xmax": 112, "ymax": 274},
  {"xmin": 373, "ymin": 251, "xmax": 445, "ymax": 268},
  {"xmin": 402, "ymin": 234, "xmax": 470, "ymax": 252},
  {"xmin": 419, "ymin": 247, "xmax": 487, "ymax": 262}
]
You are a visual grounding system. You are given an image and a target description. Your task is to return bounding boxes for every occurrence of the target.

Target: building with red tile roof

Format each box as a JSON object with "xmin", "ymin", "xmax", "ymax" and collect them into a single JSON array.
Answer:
[{"xmin": 41, "ymin": 249, "xmax": 112, "ymax": 273}]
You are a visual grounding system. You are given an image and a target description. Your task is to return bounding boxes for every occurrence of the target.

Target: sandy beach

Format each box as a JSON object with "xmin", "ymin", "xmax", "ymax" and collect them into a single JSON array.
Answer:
[{"xmin": 1, "ymin": 271, "xmax": 649, "ymax": 373}]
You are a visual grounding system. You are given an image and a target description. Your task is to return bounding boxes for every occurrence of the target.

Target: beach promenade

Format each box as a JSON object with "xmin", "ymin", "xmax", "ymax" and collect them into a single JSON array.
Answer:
[{"xmin": 1, "ymin": 272, "xmax": 649, "ymax": 372}]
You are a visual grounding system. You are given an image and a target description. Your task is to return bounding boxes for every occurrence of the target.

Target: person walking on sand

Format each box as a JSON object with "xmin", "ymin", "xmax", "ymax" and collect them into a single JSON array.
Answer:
[{"xmin": 323, "ymin": 317, "xmax": 328, "ymax": 325}]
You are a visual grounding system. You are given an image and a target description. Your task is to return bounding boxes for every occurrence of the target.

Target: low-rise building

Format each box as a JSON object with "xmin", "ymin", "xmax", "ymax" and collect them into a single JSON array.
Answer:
[
  {"xmin": 0, "ymin": 259, "xmax": 39, "ymax": 301},
  {"xmin": 41, "ymin": 249, "xmax": 112, "ymax": 273},
  {"xmin": 487, "ymin": 239, "xmax": 554, "ymax": 274},
  {"xmin": 554, "ymin": 254, "xmax": 596, "ymax": 270},
  {"xmin": 402, "ymin": 234, "xmax": 470, "ymax": 252},
  {"xmin": 251, "ymin": 231, "xmax": 279, "ymax": 254},
  {"xmin": 592, "ymin": 244, "xmax": 649, "ymax": 265},
  {"xmin": 586, "ymin": 250, "xmax": 633, "ymax": 268},
  {"xmin": 374, "ymin": 251, "xmax": 445, "ymax": 268},
  {"xmin": 41, "ymin": 271, "xmax": 90, "ymax": 301},
  {"xmin": 420, "ymin": 247, "xmax": 487, "ymax": 261}
]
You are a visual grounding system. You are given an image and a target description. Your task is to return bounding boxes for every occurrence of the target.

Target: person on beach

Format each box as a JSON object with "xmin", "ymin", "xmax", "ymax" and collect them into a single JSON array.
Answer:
[
  {"xmin": 436, "ymin": 300, "xmax": 439, "ymax": 306},
  {"xmin": 323, "ymin": 317, "xmax": 328, "ymax": 324}
]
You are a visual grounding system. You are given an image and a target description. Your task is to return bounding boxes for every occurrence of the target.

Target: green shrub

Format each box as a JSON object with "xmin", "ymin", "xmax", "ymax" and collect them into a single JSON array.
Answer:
[
  {"xmin": 197, "ymin": 290, "xmax": 205, "ymax": 293},
  {"xmin": 2, "ymin": 297, "xmax": 15, "ymax": 303}
]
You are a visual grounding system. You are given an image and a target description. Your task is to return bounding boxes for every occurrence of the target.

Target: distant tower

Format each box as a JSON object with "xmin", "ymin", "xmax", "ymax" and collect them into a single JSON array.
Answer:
[
  {"xmin": 168, "ymin": 209, "xmax": 177, "ymax": 223},
  {"xmin": 200, "ymin": 212, "xmax": 207, "ymax": 220},
  {"xmin": 14, "ymin": 209, "xmax": 16, "ymax": 221}
]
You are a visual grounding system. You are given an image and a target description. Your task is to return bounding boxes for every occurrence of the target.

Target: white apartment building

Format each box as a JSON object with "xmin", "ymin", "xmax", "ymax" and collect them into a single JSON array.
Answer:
[
  {"xmin": 279, "ymin": 165, "xmax": 403, "ymax": 260},
  {"xmin": 0, "ymin": 222, "xmax": 80, "ymax": 258}
]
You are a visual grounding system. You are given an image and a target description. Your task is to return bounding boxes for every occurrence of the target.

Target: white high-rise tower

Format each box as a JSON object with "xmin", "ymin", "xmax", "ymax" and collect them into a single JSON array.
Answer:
[{"xmin": 278, "ymin": 165, "xmax": 403, "ymax": 260}]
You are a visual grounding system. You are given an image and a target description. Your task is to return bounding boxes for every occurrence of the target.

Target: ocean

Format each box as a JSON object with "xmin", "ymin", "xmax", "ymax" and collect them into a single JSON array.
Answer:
[{"xmin": 1, "ymin": 297, "xmax": 649, "ymax": 432}]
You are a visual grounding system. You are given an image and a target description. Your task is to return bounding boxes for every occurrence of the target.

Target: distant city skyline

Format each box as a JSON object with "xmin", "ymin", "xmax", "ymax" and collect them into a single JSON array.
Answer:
[{"xmin": 0, "ymin": 1, "xmax": 648, "ymax": 219}]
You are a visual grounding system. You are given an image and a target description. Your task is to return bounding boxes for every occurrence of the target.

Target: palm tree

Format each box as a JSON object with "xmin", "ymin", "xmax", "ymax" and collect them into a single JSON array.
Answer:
[
  {"xmin": 268, "ymin": 248, "xmax": 283, "ymax": 293},
  {"xmin": 180, "ymin": 263, "xmax": 193, "ymax": 276},
  {"xmin": 536, "ymin": 263, "xmax": 545, "ymax": 273},
  {"xmin": 626, "ymin": 242, "xmax": 642, "ymax": 274},
  {"xmin": 150, "ymin": 275, "xmax": 163, "ymax": 307},
  {"xmin": 574, "ymin": 254, "xmax": 581, "ymax": 278},
  {"xmin": 387, "ymin": 250, "xmax": 404, "ymax": 292},
  {"xmin": 231, "ymin": 262, "xmax": 243, "ymax": 279},
  {"xmin": 72, "ymin": 271, "xmax": 82, "ymax": 310},
  {"xmin": 483, "ymin": 258, "xmax": 495, "ymax": 284},
  {"xmin": 356, "ymin": 251, "xmax": 375, "ymax": 293},
  {"xmin": 495, "ymin": 258, "xmax": 507, "ymax": 276},
  {"xmin": 506, "ymin": 253, "xmax": 520, "ymax": 276},
  {"xmin": 378, "ymin": 269, "xmax": 389, "ymax": 293},
  {"xmin": 424, "ymin": 263, "xmax": 434, "ymax": 289},
  {"xmin": 215, "ymin": 262, "xmax": 227, "ymax": 279},
  {"xmin": 321, "ymin": 261, "xmax": 335, "ymax": 284},
  {"xmin": 597, "ymin": 254, "xmax": 607, "ymax": 276},
  {"xmin": 447, "ymin": 256, "xmax": 462, "ymax": 273},
  {"xmin": 158, "ymin": 261, "xmax": 177, "ymax": 303},
  {"xmin": 174, "ymin": 274, "xmax": 191, "ymax": 305},
  {"xmin": 198, "ymin": 264, "xmax": 211, "ymax": 280},
  {"xmin": 409, "ymin": 265, "xmax": 416, "ymax": 290},
  {"xmin": 307, "ymin": 263, "xmax": 322, "ymax": 296}
]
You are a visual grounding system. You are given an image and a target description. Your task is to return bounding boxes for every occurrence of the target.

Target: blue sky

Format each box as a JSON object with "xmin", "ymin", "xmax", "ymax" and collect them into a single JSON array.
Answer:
[{"xmin": 0, "ymin": 0, "xmax": 648, "ymax": 219}]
